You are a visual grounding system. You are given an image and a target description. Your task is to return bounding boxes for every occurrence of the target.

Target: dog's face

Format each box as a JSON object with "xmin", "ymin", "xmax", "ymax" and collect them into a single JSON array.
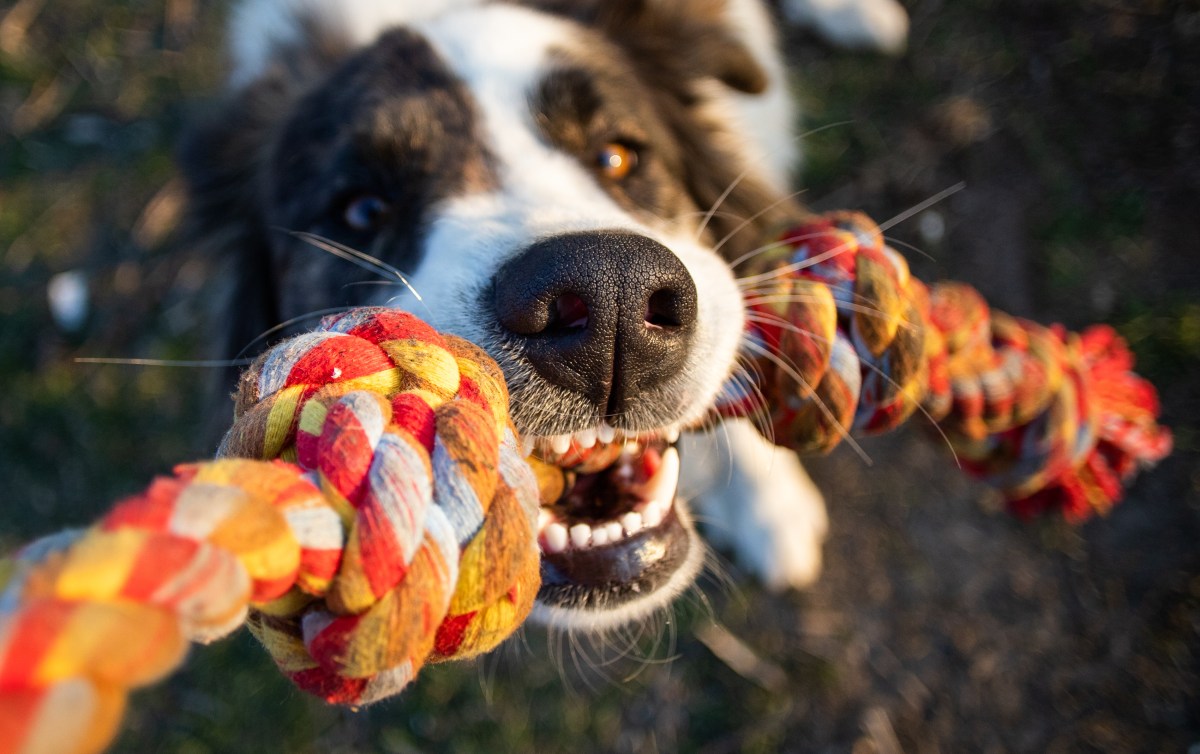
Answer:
[{"xmin": 185, "ymin": 0, "xmax": 799, "ymax": 631}]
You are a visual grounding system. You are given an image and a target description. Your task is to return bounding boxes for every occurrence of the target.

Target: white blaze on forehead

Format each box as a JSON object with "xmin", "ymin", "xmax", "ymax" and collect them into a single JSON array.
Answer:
[
  {"xmin": 415, "ymin": 6, "xmax": 641, "ymax": 236},
  {"xmin": 380, "ymin": 6, "xmax": 745, "ymax": 429},
  {"xmin": 228, "ymin": 0, "xmax": 485, "ymax": 88},
  {"xmin": 385, "ymin": 4, "xmax": 644, "ymax": 338}
]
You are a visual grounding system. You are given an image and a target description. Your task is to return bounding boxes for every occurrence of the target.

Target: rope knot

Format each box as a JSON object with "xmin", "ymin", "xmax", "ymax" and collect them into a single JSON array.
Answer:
[
  {"xmin": 218, "ymin": 308, "xmax": 540, "ymax": 703},
  {"xmin": 728, "ymin": 213, "xmax": 1170, "ymax": 519}
]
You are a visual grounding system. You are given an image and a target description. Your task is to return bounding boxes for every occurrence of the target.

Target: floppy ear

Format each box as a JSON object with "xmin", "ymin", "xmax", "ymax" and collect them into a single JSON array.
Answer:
[
  {"xmin": 177, "ymin": 76, "xmax": 287, "ymax": 364},
  {"xmin": 535, "ymin": 0, "xmax": 770, "ymax": 94},
  {"xmin": 607, "ymin": 0, "xmax": 770, "ymax": 94},
  {"xmin": 177, "ymin": 22, "xmax": 351, "ymax": 364}
]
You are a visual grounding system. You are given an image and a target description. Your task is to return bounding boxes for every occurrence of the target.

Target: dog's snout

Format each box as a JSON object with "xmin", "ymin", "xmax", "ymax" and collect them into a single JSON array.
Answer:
[{"xmin": 494, "ymin": 231, "xmax": 698, "ymax": 417}]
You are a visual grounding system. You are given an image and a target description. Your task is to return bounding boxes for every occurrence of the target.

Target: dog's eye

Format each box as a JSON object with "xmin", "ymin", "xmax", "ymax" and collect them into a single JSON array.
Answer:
[
  {"xmin": 342, "ymin": 195, "xmax": 390, "ymax": 232},
  {"xmin": 596, "ymin": 142, "xmax": 638, "ymax": 181}
]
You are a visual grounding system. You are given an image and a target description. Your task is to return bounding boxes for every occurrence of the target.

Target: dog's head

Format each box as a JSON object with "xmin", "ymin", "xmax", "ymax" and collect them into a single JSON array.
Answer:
[{"xmin": 183, "ymin": 0, "xmax": 800, "ymax": 631}]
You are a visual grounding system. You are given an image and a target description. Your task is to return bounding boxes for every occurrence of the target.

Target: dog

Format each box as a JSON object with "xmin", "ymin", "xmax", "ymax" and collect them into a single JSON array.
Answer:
[{"xmin": 181, "ymin": 0, "xmax": 906, "ymax": 634}]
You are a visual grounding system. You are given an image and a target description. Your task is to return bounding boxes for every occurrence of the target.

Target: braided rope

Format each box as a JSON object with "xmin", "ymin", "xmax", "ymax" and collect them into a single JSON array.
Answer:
[
  {"xmin": 724, "ymin": 211, "xmax": 1172, "ymax": 520},
  {"xmin": 0, "ymin": 213, "xmax": 1171, "ymax": 754},
  {"xmin": 0, "ymin": 309, "xmax": 539, "ymax": 754}
]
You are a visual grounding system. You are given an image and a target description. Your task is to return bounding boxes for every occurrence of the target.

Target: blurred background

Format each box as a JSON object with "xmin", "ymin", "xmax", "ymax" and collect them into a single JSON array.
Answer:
[{"xmin": 1, "ymin": 0, "xmax": 1197, "ymax": 751}]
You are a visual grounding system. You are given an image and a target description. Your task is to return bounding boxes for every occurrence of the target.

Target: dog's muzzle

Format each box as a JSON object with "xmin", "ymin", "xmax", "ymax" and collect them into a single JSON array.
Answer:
[{"xmin": 491, "ymin": 230, "xmax": 704, "ymax": 625}]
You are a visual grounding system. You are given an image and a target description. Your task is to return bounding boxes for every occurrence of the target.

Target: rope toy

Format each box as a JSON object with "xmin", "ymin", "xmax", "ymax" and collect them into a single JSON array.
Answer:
[
  {"xmin": 722, "ymin": 211, "xmax": 1172, "ymax": 520},
  {"xmin": 0, "ymin": 212, "xmax": 1170, "ymax": 754},
  {"xmin": 0, "ymin": 309, "xmax": 540, "ymax": 754}
]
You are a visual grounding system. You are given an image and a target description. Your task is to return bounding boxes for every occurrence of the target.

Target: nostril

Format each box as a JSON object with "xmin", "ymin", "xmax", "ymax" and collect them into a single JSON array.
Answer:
[
  {"xmin": 645, "ymin": 289, "xmax": 684, "ymax": 330},
  {"xmin": 548, "ymin": 292, "xmax": 590, "ymax": 334}
]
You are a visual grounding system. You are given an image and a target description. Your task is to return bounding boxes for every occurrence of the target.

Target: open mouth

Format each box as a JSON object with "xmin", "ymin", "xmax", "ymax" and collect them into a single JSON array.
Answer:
[{"xmin": 522, "ymin": 425, "xmax": 697, "ymax": 626}]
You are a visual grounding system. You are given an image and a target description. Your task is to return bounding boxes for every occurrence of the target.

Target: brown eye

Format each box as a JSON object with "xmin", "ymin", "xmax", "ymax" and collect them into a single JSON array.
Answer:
[{"xmin": 596, "ymin": 142, "xmax": 638, "ymax": 180}]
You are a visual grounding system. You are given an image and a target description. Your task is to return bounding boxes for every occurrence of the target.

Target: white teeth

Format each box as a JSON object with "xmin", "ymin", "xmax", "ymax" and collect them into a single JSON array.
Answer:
[
  {"xmin": 644, "ymin": 447, "xmax": 680, "ymax": 515},
  {"xmin": 534, "ymin": 439, "xmax": 683, "ymax": 556},
  {"xmin": 543, "ymin": 523, "xmax": 568, "ymax": 553},
  {"xmin": 621, "ymin": 511, "xmax": 643, "ymax": 535},
  {"xmin": 642, "ymin": 500, "xmax": 665, "ymax": 528},
  {"xmin": 527, "ymin": 422, "xmax": 682, "ymax": 459},
  {"xmin": 604, "ymin": 521, "xmax": 624, "ymax": 542},
  {"xmin": 569, "ymin": 523, "xmax": 592, "ymax": 548}
]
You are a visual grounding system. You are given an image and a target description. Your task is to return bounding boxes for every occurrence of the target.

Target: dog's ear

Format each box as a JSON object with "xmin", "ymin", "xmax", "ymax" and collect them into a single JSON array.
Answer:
[
  {"xmin": 535, "ymin": 0, "xmax": 770, "ymax": 94},
  {"xmin": 603, "ymin": 0, "xmax": 770, "ymax": 94},
  {"xmin": 177, "ymin": 74, "xmax": 289, "ymax": 365},
  {"xmin": 178, "ymin": 22, "xmax": 351, "ymax": 364}
]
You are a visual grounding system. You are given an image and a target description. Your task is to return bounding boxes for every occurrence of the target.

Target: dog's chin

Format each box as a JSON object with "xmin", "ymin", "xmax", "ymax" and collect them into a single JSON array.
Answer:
[{"xmin": 523, "ymin": 429, "xmax": 705, "ymax": 633}]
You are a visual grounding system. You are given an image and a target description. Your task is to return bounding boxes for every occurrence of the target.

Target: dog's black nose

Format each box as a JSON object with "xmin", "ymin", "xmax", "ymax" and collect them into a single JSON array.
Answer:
[{"xmin": 494, "ymin": 231, "xmax": 698, "ymax": 417}]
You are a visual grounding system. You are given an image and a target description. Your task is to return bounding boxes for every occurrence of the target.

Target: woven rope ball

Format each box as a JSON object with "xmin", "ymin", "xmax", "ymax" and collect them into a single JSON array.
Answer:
[{"xmin": 219, "ymin": 308, "xmax": 542, "ymax": 703}]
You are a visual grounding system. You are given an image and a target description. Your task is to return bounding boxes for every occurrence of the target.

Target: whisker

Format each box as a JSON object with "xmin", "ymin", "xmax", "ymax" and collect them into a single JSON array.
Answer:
[
  {"xmin": 728, "ymin": 230, "xmax": 831, "ymax": 274},
  {"xmin": 712, "ymin": 186, "xmax": 811, "ymax": 258},
  {"xmin": 696, "ymin": 163, "xmax": 763, "ymax": 242},
  {"xmin": 74, "ymin": 357, "xmax": 254, "ymax": 368},
  {"xmin": 234, "ymin": 306, "xmax": 355, "ymax": 359},
  {"xmin": 734, "ymin": 233, "xmax": 857, "ymax": 286},
  {"xmin": 285, "ymin": 229, "xmax": 424, "ymax": 302},
  {"xmin": 695, "ymin": 119, "xmax": 854, "ymax": 244},
  {"xmin": 744, "ymin": 311, "xmax": 959, "ymax": 467},
  {"xmin": 742, "ymin": 294, "xmax": 921, "ymax": 332},
  {"xmin": 875, "ymin": 182, "xmax": 966, "ymax": 235},
  {"xmin": 741, "ymin": 339, "xmax": 872, "ymax": 465},
  {"xmin": 731, "ymin": 183, "xmax": 964, "ymax": 286},
  {"xmin": 340, "ymin": 280, "xmax": 409, "ymax": 288},
  {"xmin": 881, "ymin": 234, "xmax": 937, "ymax": 263},
  {"xmin": 725, "ymin": 356, "xmax": 775, "ymax": 448}
]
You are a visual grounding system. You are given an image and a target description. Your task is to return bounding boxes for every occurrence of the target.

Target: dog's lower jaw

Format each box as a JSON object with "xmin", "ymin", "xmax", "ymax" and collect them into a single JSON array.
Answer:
[
  {"xmin": 528, "ymin": 500, "xmax": 705, "ymax": 633},
  {"xmin": 524, "ymin": 437, "xmax": 708, "ymax": 633}
]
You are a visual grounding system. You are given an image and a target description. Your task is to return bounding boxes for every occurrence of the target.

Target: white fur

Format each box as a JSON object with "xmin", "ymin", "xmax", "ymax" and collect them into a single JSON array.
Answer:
[
  {"xmin": 229, "ymin": 0, "xmax": 483, "ymax": 87},
  {"xmin": 681, "ymin": 419, "xmax": 828, "ymax": 590},
  {"xmin": 380, "ymin": 6, "xmax": 747, "ymax": 432},
  {"xmin": 781, "ymin": 0, "xmax": 909, "ymax": 54},
  {"xmin": 699, "ymin": 0, "xmax": 800, "ymax": 194},
  {"xmin": 228, "ymin": 0, "xmax": 800, "ymax": 190},
  {"xmin": 225, "ymin": 0, "xmax": 849, "ymax": 622}
]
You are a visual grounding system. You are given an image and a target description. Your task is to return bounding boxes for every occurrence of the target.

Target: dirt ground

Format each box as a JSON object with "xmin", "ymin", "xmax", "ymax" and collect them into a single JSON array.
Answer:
[{"xmin": 1, "ymin": 0, "xmax": 1197, "ymax": 752}]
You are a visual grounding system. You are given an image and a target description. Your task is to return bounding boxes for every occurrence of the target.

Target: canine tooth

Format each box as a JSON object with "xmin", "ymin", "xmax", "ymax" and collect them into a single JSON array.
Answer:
[
  {"xmin": 665, "ymin": 427, "xmax": 681, "ymax": 444},
  {"xmin": 575, "ymin": 428, "xmax": 597, "ymax": 449},
  {"xmin": 645, "ymin": 447, "xmax": 680, "ymax": 510},
  {"xmin": 621, "ymin": 511, "xmax": 643, "ymax": 535},
  {"xmin": 604, "ymin": 521, "xmax": 624, "ymax": 542},
  {"xmin": 598, "ymin": 423, "xmax": 616, "ymax": 443},
  {"xmin": 537, "ymin": 509, "xmax": 552, "ymax": 532},
  {"xmin": 642, "ymin": 501, "xmax": 664, "ymax": 528},
  {"xmin": 543, "ymin": 523, "xmax": 568, "ymax": 553},
  {"xmin": 569, "ymin": 523, "xmax": 592, "ymax": 548},
  {"xmin": 550, "ymin": 434, "xmax": 572, "ymax": 454},
  {"xmin": 591, "ymin": 527, "xmax": 610, "ymax": 546}
]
